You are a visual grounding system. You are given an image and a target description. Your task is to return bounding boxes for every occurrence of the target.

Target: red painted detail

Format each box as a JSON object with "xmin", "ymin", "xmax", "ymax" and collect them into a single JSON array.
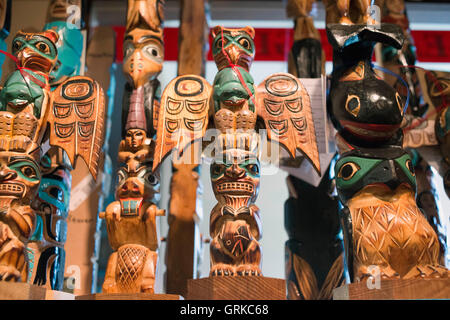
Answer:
[{"xmin": 111, "ymin": 26, "xmax": 450, "ymax": 63}]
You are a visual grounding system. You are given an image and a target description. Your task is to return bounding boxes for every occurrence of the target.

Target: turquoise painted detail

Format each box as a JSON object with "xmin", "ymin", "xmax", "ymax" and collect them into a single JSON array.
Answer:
[
  {"xmin": 30, "ymin": 215, "xmax": 44, "ymax": 242},
  {"xmin": 44, "ymin": 21, "xmax": 84, "ymax": 87},
  {"xmin": 0, "ymin": 69, "xmax": 46, "ymax": 118},
  {"xmin": 335, "ymin": 156, "xmax": 381, "ymax": 190},
  {"xmin": 38, "ymin": 177, "xmax": 71, "ymax": 214}
]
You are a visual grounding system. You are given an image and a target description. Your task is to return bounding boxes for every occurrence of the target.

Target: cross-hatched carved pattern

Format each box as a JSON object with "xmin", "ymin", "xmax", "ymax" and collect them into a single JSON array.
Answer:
[
  {"xmin": 116, "ymin": 246, "xmax": 147, "ymax": 293},
  {"xmin": 350, "ymin": 202, "xmax": 447, "ymax": 279}
]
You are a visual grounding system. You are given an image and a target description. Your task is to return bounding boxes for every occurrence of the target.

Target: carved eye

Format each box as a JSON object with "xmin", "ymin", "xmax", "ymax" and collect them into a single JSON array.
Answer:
[
  {"xmin": 35, "ymin": 41, "xmax": 50, "ymax": 54},
  {"xmin": 142, "ymin": 44, "xmax": 163, "ymax": 63},
  {"xmin": 405, "ymin": 159, "xmax": 415, "ymax": 176},
  {"xmin": 396, "ymin": 92, "xmax": 403, "ymax": 115},
  {"xmin": 337, "ymin": 162, "xmax": 360, "ymax": 181},
  {"xmin": 345, "ymin": 95, "xmax": 361, "ymax": 118},
  {"xmin": 117, "ymin": 169, "xmax": 127, "ymax": 184},
  {"xmin": 239, "ymin": 38, "xmax": 252, "ymax": 51},
  {"xmin": 21, "ymin": 165, "xmax": 37, "ymax": 179},
  {"xmin": 211, "ymin": 163, "xmax": 225, "ymax": 178},
  {"xmin": 12, "ymin": 40, "xmax": 21, "ymax": 52},
  {"xmin": 216, "ymin": 39, "xmax": 223, "ymax": 49},
  {"xmin": 144, "ymin": 172, "xmax": 159, "ymax": 186},
  {"xmin": 246, "ymin": 163, "xmax": 259, "ymax": 176}
]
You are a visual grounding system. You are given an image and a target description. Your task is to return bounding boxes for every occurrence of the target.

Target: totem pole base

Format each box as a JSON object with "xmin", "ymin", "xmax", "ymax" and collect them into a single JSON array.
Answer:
[
  {"xmin": 186, "ymin": 276, "xmax": 286, "ymax": 300},
  {"xmin": 333, "ymin": 279, "xmax": 450, "ymax": 300},
  {"xmin": 0, "ymin": 282, "xmax": 74, "ymax": 300},
  {"xmin": 75, "ymin": 293, "xmax": 184, "ymax": 300}
]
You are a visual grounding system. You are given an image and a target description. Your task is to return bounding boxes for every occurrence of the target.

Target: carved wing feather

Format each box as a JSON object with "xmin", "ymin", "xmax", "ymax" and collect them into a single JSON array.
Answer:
[
  {"xmin": 256, "ymin": 73, "xmax": 320, "ymax": 174},
  {"xmin": 48, "ymin": 76, "xmax": 106, "ymax": 180},
  {"xmin": 153, "ymin": 75, "xmax": 212, "ymax": 171}
]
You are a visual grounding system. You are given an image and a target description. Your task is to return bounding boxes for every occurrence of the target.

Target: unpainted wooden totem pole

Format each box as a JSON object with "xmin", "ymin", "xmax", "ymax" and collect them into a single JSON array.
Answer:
[
  {"xmin": 165, "ymin": 0, "xmax": 209, "ymax": 297},
  {"xmin": 284, "ymin": 0, "xmax": 344, "ymax": 300},
  {"xmin": 100, "ymin": 0, "xmax": 165, "ymax": 294},
  {"xmin": 0, "ymin": 28, "xmax": 105, "ymax": 283},
  {"xmin": 153, "ymin": 25, "xmax": 320, "ymax": 283},
  {"xmin": 326, "ymin": 9, "xmax": 448, "ymax": 280}
]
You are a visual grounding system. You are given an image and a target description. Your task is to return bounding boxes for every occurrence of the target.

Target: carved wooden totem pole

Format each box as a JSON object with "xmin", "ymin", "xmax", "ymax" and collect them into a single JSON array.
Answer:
[
  {"xmin": 99, "ymin": 0, "xmax": 165, "ymax": 294},
  {"xmin": 0, "ymin": 29, "xmax": 105, "ymax": 284},
  {"xmin": 153, "ymin": 25, "xmax": 320, "ymax": 299},
  {"xmin": 284, "ymin": 0, "xmax": 344, "ymax": 300},
  {"xmin": 326, "ymin": 12, "xmax": 448, "ymax": 282},
  {"xmin": 27, "ymin": 0, "xmax": 87, "ymax": 291}
]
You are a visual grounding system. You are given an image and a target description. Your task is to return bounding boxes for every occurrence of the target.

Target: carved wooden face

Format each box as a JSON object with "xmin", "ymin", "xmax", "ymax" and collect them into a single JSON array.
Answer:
[
  {"xmin": 123, "ymin": 28, "xmax": 164, "ymax": 88},
  {"xmin": 334, "ymin": 148, "xmax": 416, "ymax": 204},
  {"xmin": 211, "ymin": 26, "xmax": 255, "ymax": 72},
  {"xmin": 47, "ymin": 0, "xmax": 81, "ymax": 21},
  {"xmin": 125, "ymin": 128, "xmax": 147, "ymax": 150},
  {"xmin": 0, "ymin": 152, "xmax": 42, "ymax": 204},
  {"xmin": 12, "ymin": 30, "xmax": 59, "ymax": 74},
  {"xmin": 210, "ymin": 152, "xmax": 260, "ymax": 202},
  {"xmin": 116, "ymin": 160, "xmax": 159, "ymax": 202}
]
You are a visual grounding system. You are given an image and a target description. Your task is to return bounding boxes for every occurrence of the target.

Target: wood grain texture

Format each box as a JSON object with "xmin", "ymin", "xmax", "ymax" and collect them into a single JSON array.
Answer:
[
  {"xmin": 256, "ymin": 73, "xmax": 320, "ymax": 174},
  {"xmin": 187, "ymin": 276, "xmax": 286, "ymax": 300},
  {"xmin": 333, "ymin": 279, "xmax": 450, "ymax": 300},
  {"xmin": 75, "ymin": 293, "xmax": 183, "ymax": 300},
  {"xmin": 177, "ymin": 0, "xmax": 208, "ymax": 76},
  {"xmin": 0, "ymin": 282, "xmax": 74, "ymax": 300}
]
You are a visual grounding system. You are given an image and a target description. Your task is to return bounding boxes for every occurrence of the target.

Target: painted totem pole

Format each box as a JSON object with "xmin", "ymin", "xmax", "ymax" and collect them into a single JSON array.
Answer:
[
  {"xmin": 27, "ymin": 0, "xmax": 87, "ymax": 291},
  {"xmin": 153, "ymin": 25, "xmax": 320, "ymax": 293},
  {"xmin": 284, "ymin": 0, "xmax": 344, "ymax": 300},
  {"xmin": 0, "ymin": 29, "xmax": 105, "ymax": 283},
  {"xmin": 100, "ymin": 0, "xmax": 165, "ymax": 294},
  {"xmin": 327, "ymin": 9, "xmax": 448, "ymax": 280}
]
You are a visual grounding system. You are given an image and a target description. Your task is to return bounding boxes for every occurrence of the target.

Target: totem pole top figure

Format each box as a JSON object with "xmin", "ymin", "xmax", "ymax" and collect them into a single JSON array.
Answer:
[
  {"xmin": 124, "ymin": 0, "xmax": 164, "ymax": 87},
  {"xmin": 211, "ymin": 26, "xmax": 255, "ymax": 72},
  {"xmin": 153, "ymin": 25, "xmax": 321, "ymax": 174},
  {"xmin": 326, "ymin": 22, "xmax": 406, "ymax": 148},
  {"xmin": 1, "ymin": 29, "xmax": 105, "ymax": 179}
]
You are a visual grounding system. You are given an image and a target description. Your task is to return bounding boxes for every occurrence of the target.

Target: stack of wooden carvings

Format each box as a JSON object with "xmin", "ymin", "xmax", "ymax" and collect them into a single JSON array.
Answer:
[{"xmin": 325, "ymin": 6, "xmax": 449, "ymax": 300}]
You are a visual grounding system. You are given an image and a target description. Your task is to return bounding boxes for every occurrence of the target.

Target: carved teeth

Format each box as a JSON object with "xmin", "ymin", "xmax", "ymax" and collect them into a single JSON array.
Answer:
[
  {"xmin": 217, "ymin": 182, "xmax": 253, "ymax": 193},
  {"xmin": 0, "ymin": 183, "xmax": 24, "ymax": 195}
]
